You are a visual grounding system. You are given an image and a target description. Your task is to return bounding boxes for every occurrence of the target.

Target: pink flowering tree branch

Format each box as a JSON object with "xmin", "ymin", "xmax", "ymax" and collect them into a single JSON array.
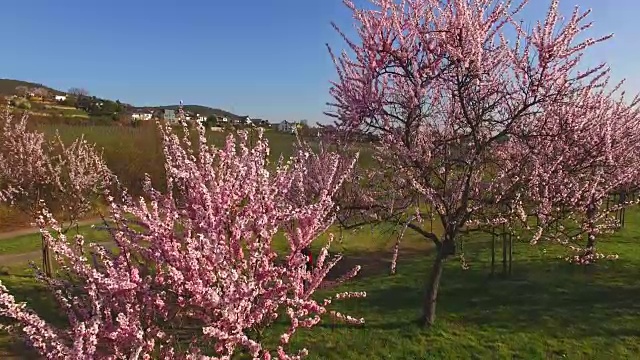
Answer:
[
  {"xmin": 0, "ymin": 110, "xmax": 111, "ymax": 276},
  {"xmin": 0, "ymin": 110, "xmax": 52, "ymax": 210},
  {"xmin": 0, "ymin": 123, "xmax": 364, "ymax": 359},
  {"xmin": 327, "ymin": 0, "xmax": 621, "ymax": 326},
  {"xmin": 514, "ymin": 86, "xmax": 640, "ymax": 263}
]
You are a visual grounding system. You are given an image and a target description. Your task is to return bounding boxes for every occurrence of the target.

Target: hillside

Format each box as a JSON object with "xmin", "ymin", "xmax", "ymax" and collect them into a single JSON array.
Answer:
[
  {"xmin": 0, "ymin": 78, "xmax": 244, "ymax": 121},
  {"xmin": 143, "ymin": 104, "xmax": 242, "ymax": 120},
  {"xmin": 0, "ymin": 79, "xmax": 64, "ymax": 96}
]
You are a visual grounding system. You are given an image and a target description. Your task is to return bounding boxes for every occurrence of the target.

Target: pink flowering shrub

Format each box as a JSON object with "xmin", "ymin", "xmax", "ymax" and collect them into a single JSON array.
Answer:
[
  {"xmin": 0, "ymin": 109, "xmax": 111, "ymax": 275},
  {"xmin": 511, "ymin": 87, "xmax": 640, "ymax": 263},
  {"xmin": 326, "ymin": 0, "xmax": 640, "ymax": 325},
  {"xmin": 0, "ymin": 109, "xmax": 111, "ymax": 223},
  {"xmin": 563, "ymin": 245, "xmax": 619, "ymax": 265},
  {"xmin": 0, "ymin": 123, "xmax": 364, "ymax": 359},
  {"xmin": 0, "ymin": 110, "xmax": 51, "ymax": 206}
]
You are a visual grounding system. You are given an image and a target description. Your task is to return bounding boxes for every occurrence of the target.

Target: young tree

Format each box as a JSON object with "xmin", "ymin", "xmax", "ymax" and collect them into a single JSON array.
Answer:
[
  {"xmin": 68, "ymin": 87, "xmax": 90, "ymax": 97},
  {"xmin": 517, "ymin": 86, "xmax": 640, "ymax": 263},
  {"xmin": 31, "ymin": 87, "xmax": 50, "ymax": 99},
  {"xmin": 327, "ymin": 0, "xmax": 622, "ymax": 326},
  {"xmin": 14, "ymin": 85, "xmax": 30, "ymax": 97},
  {"xmin": 0, "ymin": 123, "xmax": 364, "ymax": 359},
  {"xmin": 0, "ymin": 110, "xmax": 111, "ymax": 276}
]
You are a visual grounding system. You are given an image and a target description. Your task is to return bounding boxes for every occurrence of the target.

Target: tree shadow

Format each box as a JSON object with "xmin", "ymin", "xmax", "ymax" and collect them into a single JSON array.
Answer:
[
  {"xmin": 0, "ymin": 276, "xmax": 64, "ymax": 359},
  {"xmin": 359, "ymin": 257, "xmax": 640, "ymax": 338},
  {"xmin": 324, "ymin": 247, "xmax": 432, "ymax": 282}
]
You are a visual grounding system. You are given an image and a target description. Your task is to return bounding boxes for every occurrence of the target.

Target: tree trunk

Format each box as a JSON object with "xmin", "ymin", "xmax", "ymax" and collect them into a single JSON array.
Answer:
[
  {"xmin": 491, "ymin": 231, "xmax": 495, "ymax": 276},
  {"xmin": 420, "ymin": 249, "xmax": 446, "ymax": 327},
  {"xmin": 41, "ymin": 234, "xmax": 52, "ymax": 277},
  {"xmin": 508, "ymin": 231, "xmax": 513, "ymax": 276},
  {"xmin": 502, "ymin": 224, "xmax": 507, "ymax": 276}
]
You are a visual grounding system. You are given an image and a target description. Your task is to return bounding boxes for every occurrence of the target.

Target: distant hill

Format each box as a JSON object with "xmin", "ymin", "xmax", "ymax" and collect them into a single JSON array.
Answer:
[
  {"xmin": 0, "ymin": 78, "xmax": 245, "ymax": 121},
  {"xmin": 0, "ymin": 79, "xmax": 64, "ymax": 96},
  {"xmin": 142, "ymin": 105, "xmax": 243, "ymax": 120}
]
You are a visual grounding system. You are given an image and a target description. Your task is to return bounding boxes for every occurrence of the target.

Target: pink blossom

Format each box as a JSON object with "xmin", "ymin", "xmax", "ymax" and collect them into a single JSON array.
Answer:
[
  {"xmin": 327, "ymin": 0, "xmax": 633, "ymax": 325},
  {"xmin": 0, "ymin": 122, "xmax": 364, "ymax": 359}
]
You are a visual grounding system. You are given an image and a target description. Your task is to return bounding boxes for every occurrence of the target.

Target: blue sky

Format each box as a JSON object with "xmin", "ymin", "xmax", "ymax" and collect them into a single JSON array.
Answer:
[{"xmin": 0, "ymin": 1, "xmax": 637, "ymax": 124}]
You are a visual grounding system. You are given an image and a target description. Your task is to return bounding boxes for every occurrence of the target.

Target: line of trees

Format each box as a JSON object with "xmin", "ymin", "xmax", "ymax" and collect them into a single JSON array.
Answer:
[
  {"xmin": 327, "ymin": 0, "xmax": 640, "ymax": 327},
  {"xmin": 0, "ymin": 112, "xmax": 364, "ymax": 358}
]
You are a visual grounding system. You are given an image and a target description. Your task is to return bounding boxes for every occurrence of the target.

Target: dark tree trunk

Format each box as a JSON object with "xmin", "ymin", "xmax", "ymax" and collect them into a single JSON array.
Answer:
[
  {"xmin": 491, "ymin": 231, "xmax": 496, "ymax": 276},
  {"xmin": 41, "ymin": 234, "xmax": 52, "ymax": 277},
  {"xmin": 420, "ymin": 235, "xmax": 455, "ymax": 327},
  {"xmin": 502, "ymin": 224, "xmax": 507, "ymax": 276},
  {"xmin": 508, "ymin": 231, "xmax": 513, "ymax": 276},
  {"xmin": 420, "ymin": 249, "xmax": 446, "ymax": 327}
]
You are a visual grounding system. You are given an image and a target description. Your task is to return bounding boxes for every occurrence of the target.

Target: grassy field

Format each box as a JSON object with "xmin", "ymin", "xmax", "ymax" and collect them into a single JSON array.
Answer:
[
  {"xmin": 1, "ymin": 206, "xmax": 639, "ymax": 359},
  {"xmin": 0, "ymin": 123, "xmax": 313, "ymax": 231},
  {"xmin": 1, "ymin": 122, "xmax": 374, "ymax": 231}
]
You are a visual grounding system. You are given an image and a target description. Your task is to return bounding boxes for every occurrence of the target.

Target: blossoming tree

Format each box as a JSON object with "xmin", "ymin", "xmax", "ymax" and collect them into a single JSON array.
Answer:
[
  {"xmin": 517, "ymin": 86, "xmax": 640, "ymax": 263},
  {"xmin": 327, "ymin": 0, "xmax": 626, "ymax": 326},
  {"xmin": 0, "ymin": 122, "xmax": 364, "ymax": 359},
  {"xmin": 0, "ymin": 110, "xmax": 111, "ymax": 276}
]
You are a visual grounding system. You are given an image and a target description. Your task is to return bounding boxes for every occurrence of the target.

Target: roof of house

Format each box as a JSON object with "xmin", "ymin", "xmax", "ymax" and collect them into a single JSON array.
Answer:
[{"xmin": 129, "ymin": 108, "xmax": 154, "ymax": 114}]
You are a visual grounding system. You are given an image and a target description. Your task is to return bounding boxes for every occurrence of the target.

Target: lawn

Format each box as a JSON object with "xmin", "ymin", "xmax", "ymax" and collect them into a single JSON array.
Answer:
[
  {"xmin": 43, "ymin": 105, "xmax": 76, "ymax": 111},
  {"xmin": 1, "ymin": 208, "xmax": 639, "ymax": 359},
  {"xmin": 0, "ymin": 122, "xmax": 372, "ymax": 231}
]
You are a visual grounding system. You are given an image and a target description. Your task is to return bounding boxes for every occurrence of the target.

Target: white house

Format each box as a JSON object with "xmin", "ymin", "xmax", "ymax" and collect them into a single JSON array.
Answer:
[
  {"xmin": 237, "ymin": 116, "xmax": 252, "ymax": 125},
  {"xmin": 55, "ymin": 95, "xmax": 67, "ymax": 102},
  {"xmin": 277, "ymin": 120, "xmax": 296, "ymax": 134},
  {"xmin": 131, "ymin": 112, "xmax": 153, "ymax": 121}
]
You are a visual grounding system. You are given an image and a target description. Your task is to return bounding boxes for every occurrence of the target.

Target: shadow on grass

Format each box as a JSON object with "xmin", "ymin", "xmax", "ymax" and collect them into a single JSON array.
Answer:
[
  {"xmin": 4, "ymin": 241, "xmax": 640, "ymax": 357},
  {"xmin": 357, "ymin": 256, "xmax": 640, "ymax": 338},
  {"xmin": 0, "ymin": 275, "xmax": 65, "ymax": 359},
  {"xmin": 325, "ymin": 247, "xmax": 432, "ymax": 281}
]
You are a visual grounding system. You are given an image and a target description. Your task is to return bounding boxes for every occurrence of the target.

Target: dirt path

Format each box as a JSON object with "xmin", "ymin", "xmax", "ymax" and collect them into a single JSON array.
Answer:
[
  {"xmin": 0, "ymin": 218, "xmax": 109, "ymax": 267},
  {"xmin": 0, "ymin": 217, "xmax": 104, "ymax": 241}
]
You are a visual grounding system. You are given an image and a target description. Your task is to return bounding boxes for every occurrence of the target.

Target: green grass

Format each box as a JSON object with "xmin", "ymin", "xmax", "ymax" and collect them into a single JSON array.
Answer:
[
  {"xmin": 1, "ymin": 209, "xmax": 640, "ymax": 358},
  {"xmin": 1, "ymin": 122, "xmax": 371, "ymax": 230},
  {"xmin": 30, "ymin": 123, "xmax": 371, "ymax": 198},
  {"xmin": 62, "ymin": 110, "xmax": 89, "ymax": 118},
  {"xmin": 0, "ymin": 225, "xmax": 110, "ymax": 255},
  {"xmin": 2, "ymin": 123, "xmax": 634, "ymax": 358},
  {"xmin": 44, "ymin": 105, "xmax": 75, "ymax": 110}
]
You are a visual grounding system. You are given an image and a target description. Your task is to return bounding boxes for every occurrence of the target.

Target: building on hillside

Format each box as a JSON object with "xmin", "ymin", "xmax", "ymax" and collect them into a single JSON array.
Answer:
[
  {"xmin": 55, "ymin": 95, "xmax": 67, "ymax": 102},
  {"xmin": 196, "ymin": 113, "xmax": 207, "ymax": 122},
  {"xmin": 131, "ymin": 110, "xmax": 153, "ymax": 121},
  {"xmin": 250, "ymin": 118, "xmax": 269, "ymax": 127},
  {"xmin": 277, "ymin": 120, "xmax": 296, "ymax": 134},
  {"xmin": 160, "ymin": 109, "xmax": 176, "ymax": 123},
  {"xmin": 237, "ymin": 115, "xmax": 252, "ymax": 125}
]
